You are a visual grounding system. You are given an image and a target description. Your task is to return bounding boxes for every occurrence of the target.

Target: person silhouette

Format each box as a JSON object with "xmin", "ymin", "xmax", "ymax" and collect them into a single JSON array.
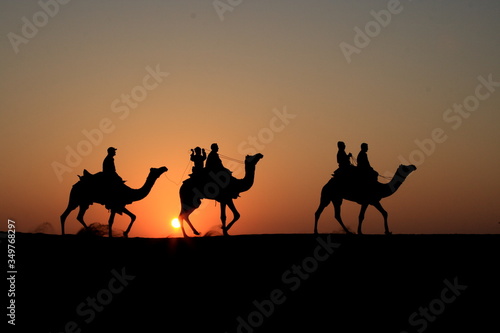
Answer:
[
  {"xmin": 102, "ymin": 147, "xmax": 123, "ymax": 184},
  {"xmin": 357, "ymin": 143, "xmax": 378, "ymax": 182},
  {"xmin": 337, "ymin": 141, "xmax": 352, "ymax": 169},
  {"xmin": 103, "ymin": 147, "xmax": 117, "ymax": 174},
  {"xmin": 205, "ymin": 143, "xmax": 231, "ymax": 175},
  {"xmin": 190, "ymin": 147, "xmax": 206, "ymax": 175}
]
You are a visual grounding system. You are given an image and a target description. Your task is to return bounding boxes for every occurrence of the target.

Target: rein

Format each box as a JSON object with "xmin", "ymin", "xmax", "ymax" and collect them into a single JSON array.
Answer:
[{"xmin": 219, "ymin": 154, "xmax": 245, "ymax": 164}]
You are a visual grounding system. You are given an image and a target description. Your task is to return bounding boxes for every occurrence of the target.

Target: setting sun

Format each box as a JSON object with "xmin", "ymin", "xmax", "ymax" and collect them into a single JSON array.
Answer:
[{"xmin": 171, "ymin": 218, "xmax": 181, "ymax": 229}]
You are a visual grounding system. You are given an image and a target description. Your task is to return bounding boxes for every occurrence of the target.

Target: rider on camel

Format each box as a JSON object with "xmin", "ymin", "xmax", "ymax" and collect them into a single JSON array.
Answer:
[
  {"xmin": 190, "ymin": 147, "xmax": 206, "ymax": 175},
  {"xmin": 337, "ymin": 141, "xmax": 352, "ymax": 169},
  {"xmin": 357, "ymin": 143, "xmax": 378, "ymax": 183},
  {"xmin": 102, "ymin": 147, "xmax": 124, "ymax": 185},
  {"xmin": 205, "ymin": 143, "xmax": 231, "ymax": 175}
]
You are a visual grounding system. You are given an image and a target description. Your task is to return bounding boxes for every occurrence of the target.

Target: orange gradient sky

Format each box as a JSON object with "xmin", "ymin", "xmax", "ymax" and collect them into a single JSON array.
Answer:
[{"xmin": 1, "ymin": 0, "xmax": 499, "ymax": 237}]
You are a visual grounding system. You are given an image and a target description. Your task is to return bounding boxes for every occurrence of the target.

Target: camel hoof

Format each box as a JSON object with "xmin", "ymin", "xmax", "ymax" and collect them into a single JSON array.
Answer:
[
  {"xmin": 193, "ymin": 230, "xmax": 200, "ymax": 236},
  {"xmin": 123, "ymin": 231, "xmax": 129, "ymax": 238},
  {"xmin": 385, "ymin": 231, "xmax": 392, "ymax": 235}
]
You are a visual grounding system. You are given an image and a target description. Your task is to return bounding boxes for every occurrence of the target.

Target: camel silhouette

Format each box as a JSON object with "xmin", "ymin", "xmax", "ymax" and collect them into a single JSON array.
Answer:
[
  {"xmin": 60, "ymin": 166, "xmax": 167, "ymax": 237},
  {"xmin": 178, "ymin": 154, "xmax": 263, "ymax": 237},
  {"xmin": 314, "ymin": 164, "xmax": 416, "ymax": 235}
]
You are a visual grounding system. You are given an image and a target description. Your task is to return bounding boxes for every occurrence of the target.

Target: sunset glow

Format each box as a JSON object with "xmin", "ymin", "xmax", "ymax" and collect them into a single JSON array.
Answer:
[{"xmin": 171, "ymin": 218, "xmax": 181, "ymax": 229}]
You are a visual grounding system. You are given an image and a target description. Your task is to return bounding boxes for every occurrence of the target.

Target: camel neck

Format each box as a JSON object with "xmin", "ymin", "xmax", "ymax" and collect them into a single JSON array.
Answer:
[
  {"xmin": 237, "ymin": 163, "xmax": 256, "ymax": 193},
  {"xmin": 381, "ymin": 168, "xmax": 409, "ymax": 198},
  {"xmin": 130, "ymin": 173, "xmax": 158, "ymax": 202}
]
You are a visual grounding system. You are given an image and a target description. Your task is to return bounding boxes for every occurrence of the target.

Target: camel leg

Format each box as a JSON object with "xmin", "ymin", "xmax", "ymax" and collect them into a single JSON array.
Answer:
[
  {"xmin": 180, "ymin": 216, "xmax": 186, "ymax": 237},
  {"xmin": 372, "ymin": 202, "xmax": 390, "ymax": 235},
  {"xmin": 184, "ymin": 213, "xmax": 200, "ymax": 236},
  {"xmin": 314, "ymin": 195, "xmax": 331, "ymax": 234},
  {"xmin": 179, "ymin": 214, "xmax": 188, "ymax": 238},
  {"xmin": 122, "ymin": 208, "xmax": 136, "ymax": 238},
  {"xmin": 220, "ymin": 201, "xmax": 227, "ymax": 235},
  {"xmin": 358, "ymin": 204, "xmax": 369, "ymax": 235},
  {"xmin": 108, "ymin": 211, "xmax": 116, "ymax": 238},
  {"xmin": 225, "ymin": 199, "xmax": 240, "ymax": 236},
  {"xmin": 179, "ymin": 209, "xmax": 200, "ymax": 237},
  {"xmin": 76, "ymin": 204, "xmax": 90, "ymax": 232},
  {"xmin": 333, "ymin": 199, "xmax": 352, "ymax": 234},
  {"xmin": 60, "ymin": 201, "xmax": 79, "ymax": 235}
]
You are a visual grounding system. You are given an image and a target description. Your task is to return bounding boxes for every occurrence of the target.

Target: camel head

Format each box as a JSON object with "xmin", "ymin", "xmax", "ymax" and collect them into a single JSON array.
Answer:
[
  {"xmin": 245, "ymin": 153, "xmax": 264, "ymax": 166},
  {"xmin": 398, "ymin": 164, "xmax": 417, "ymax": 178},
  {"xmin": 149, "ymin": 166, "xmax": 168, "ymax": 179}
]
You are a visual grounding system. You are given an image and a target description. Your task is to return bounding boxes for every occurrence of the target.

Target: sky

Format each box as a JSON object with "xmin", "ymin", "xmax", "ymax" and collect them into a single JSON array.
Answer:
[{"xmin": 1, "ymin": 0, "xmax": 499, "ymax": 237}]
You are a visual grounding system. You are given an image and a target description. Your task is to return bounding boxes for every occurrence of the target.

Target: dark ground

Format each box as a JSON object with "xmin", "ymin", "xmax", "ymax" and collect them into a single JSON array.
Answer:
[{"xmin": 7, "ymin": 232, "xmax": 500, "ymax": 332}]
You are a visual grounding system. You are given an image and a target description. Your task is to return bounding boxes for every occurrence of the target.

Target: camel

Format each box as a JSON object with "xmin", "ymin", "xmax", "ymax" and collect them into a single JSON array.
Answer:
[
  {"xmin": 178, "ymin": 154, "xmax": 263, "ymax": 237},
  {"xmin": 60, "ymin": 166, "xmax": 167, "ymax": 237},
  {"xmin": 314, "ymin": 164, "xmax": 416, "ymax": 235}
]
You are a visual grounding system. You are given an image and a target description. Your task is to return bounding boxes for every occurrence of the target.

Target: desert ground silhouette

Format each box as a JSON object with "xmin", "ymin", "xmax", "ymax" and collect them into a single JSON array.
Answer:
[{"xmin": 12, "ymin": 232, "xmax": 500, "ymax": 332}]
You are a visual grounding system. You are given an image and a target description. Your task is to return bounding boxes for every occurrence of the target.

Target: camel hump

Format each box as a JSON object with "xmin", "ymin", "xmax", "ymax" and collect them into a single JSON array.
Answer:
[{"xmin": 78, "ymin": 169, "xmax": 94, "ymax": 180}]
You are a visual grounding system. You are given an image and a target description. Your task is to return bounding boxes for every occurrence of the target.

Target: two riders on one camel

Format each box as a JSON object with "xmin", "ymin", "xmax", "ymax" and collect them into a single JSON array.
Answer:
[
  {"xmin": 189, "ymin": 143, "xmax": 233, "ymax": 191},
  {"xmin": 314, "ymin": 140, "xmax": 416, "ymax": 235},
  {"xmin": 334, "ymin": 141, "xmax": 379, "ymax": 187},
  {"xmin": 179, "ymin": 143, "xmax": 264, "ymax": 237},
  {"xmin": 185, "ymin": 143, "xmax": 239, "ymax": 205}
]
